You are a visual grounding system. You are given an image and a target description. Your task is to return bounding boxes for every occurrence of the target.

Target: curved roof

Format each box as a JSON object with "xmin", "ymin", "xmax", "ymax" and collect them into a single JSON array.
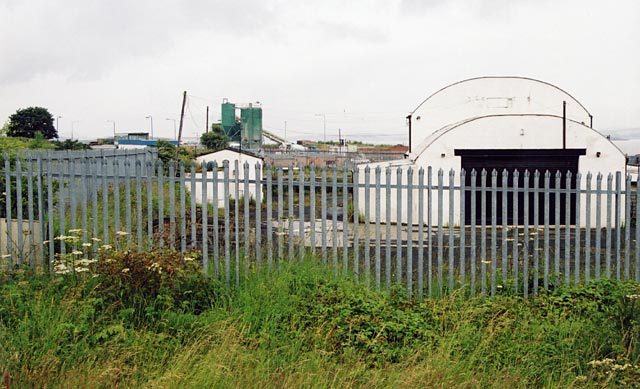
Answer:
[
  {"xmin": 409, "ymin": 76, "xmax": 593, "ymax": 149},
  {"xmin": 411, "ymin": 76, "xmax": 591, "ymax": 115},
  {"xmin": 409, "ymin": 113, "xmax": 622, "ymax": 163}
]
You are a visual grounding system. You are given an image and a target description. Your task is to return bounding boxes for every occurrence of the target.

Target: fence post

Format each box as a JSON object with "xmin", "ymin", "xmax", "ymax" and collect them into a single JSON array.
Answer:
[
  {"xmin": 397, "ymin": 167, "xmax": 403, "ymax": 285},
  {"xmin": 491, "ymin": 169, "xmax": 498, "ymax": 296},
  {"xmin": 523, "ymin": 170, "xmax": 530, "ymax": 297},
  {"xmin": 470, "ymin": 169, "xmax": 477, "ymax": 296},
  {"xmin": 364, "ymin": 166, "xmax": 371, "ymax": 289},
  {"xmin": 595, "ymin": 173, "xmax": 603, "ymax": 280},
  {"xmin": 437, "ymin": 169, "xmax": 444, "ymax": 297},
  {"xmin": 375, "ymin": 166, "xmax": 382, "ymax": 291},
  {"xmin": 606, "ymin": 173, "xmax": 613, "ymax": 279},
  {"xmin": 255, "ymin": 162, "xmax": 262, "ymax": 271},
  {"xmin": 201, "ymin": 161, "xmax": 208, "ymax": 276},
  {"xmin": 512, "ymin": 170, "xmax": 520, "ymax": 294},
  {"xmin": 574, "ymin": 173, "xmax": 582, "ymax": 285},
  {"xmin": 418, "ymin": 167, "xmax": 425, "ymax": 299},
  {"xmin": 385, "ymin": 167, "xmax": 391, "ymax": 289},
  {"xmin": 266, "ymin": 164, "xmax": 273, "ymax": 269},
  {"xmin": 448, "ymin": 169, "xmax": 455, "ymax": 292}
]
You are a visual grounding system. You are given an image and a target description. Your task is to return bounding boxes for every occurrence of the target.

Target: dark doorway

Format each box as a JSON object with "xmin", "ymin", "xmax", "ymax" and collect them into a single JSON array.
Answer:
[{"xmin": 454, "ymin": 149, "xmax": 586, "ymax": 225}]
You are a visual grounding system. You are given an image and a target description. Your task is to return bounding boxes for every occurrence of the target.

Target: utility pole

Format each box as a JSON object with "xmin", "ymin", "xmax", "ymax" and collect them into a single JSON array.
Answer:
[
  {"xmin": 206, "ymin": 105, "xmax": 209, "ymax": 133},
  {"xmin": 165, "ymin": 118, "xmax": 177, "ymax": 139},
  {"xmin": 176, "ymin": 91, "xmax": 187, "ymax": 160},
  {"xmin": 107, "ymin": 120, "xmax": 116, "ymax": 140},
  {"xmin": 71, "ymin": 121, "xmax": 79, "ymax": 140},
  {"xmin": 315, "ymin": 113, "xmax": 326, "ymax": 142},
  {"xmin": 284, "ymin": 121, "xmax": 287, "ymax": 142},
  {"xmin": 145, "ymin": 115, "xmax": 154, "ymax": 139}
]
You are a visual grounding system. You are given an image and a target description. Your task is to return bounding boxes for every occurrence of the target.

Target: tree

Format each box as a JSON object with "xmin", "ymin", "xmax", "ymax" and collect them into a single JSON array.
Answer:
[
  {"xmin": 0, "ymin": 121, "xmax": 9, "ymax": 136},
  {"xmin": 52, "ymin": 139, "xmax": 90, "ymax": 150},
  {"xmin": 7, "ymin": 106, "xmax": 58, "ymax": 139},
  {"xmin": 200, "ymin": 124, "xmax": 228, "ymax": 151}
]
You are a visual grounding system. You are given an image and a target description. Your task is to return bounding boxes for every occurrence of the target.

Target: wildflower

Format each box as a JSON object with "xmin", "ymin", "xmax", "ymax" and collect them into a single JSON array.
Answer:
[
  {"xmin": 91, "ymin": 237, "xmax": 101, "ymax": 242},
  {"xmin": 71, "ymin": 250, "xmax": 83, "ymax": 255},
  {"xmin": 43, "ymin": 240, "xmax": 50, "ymax": 244},
  {"xmin": 55, "ymin": 235, "xmax": 79, "ymax": 242},
  {"xmin": 481, "ymin": 260, "xmax": 491, "ymax": 264},
  {"xmin": 100, "ymin": 244, "xmax": 113, "ymax": 250},
  {"xmin": 68, "ymin": 229, "xmax": 83, "ymax": 234},
  {"xmin": 53, "ymin": 263, "xmax": 71, "ymax": 274},
  {"xmin": 75, "ymin": 267, "xmax": 89, "ymax": 273},
  {"xmin": 184, "ymin": 257, "xmax": 195, "ymax": 262},
  {"xmin": 588, "ymin": 358, "xmax": 615, "ymax": 367},
  {"xmin": 1, "ymin": 254, "xmax": 10, "ymax": 259},
  {"xmin": 82, "ymin": 243, "xmax": 92, "ymax": 247},
  {"xmin": 121, "ymin": 268, "xmax": 130, "ymax": 273},
  {"xmin": 116, "ymin": 231, "xmax": 128, "ymax": 236},
  {"xmin": 626, "ymin": 294, "xmax": 640, "ymax": 299},
  {"xmin": 75, "ymin": 258, "xmax": 97, "ymax": 266}
]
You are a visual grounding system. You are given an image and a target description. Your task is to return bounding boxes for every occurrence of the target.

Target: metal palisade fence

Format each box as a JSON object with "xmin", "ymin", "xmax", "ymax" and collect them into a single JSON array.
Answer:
[{"xmin": 0, "ymin": 154, "xmax": 638, "ymax": 298}]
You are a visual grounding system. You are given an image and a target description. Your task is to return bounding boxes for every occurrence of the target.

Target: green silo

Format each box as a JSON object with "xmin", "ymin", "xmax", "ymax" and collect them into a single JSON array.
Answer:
[
  {"xmin": 240, "ymin": 106, "xmax": 262, "ymax": 149},
  {"xmin": 221, "ymin": 102, "xmax": 240, "ymax": 142}
]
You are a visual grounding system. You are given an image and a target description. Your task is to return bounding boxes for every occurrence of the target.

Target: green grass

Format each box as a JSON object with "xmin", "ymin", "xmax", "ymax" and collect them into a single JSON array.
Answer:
[{"xmin": 1, "ymin": 251, "xmax": 640, "ymax": 388}]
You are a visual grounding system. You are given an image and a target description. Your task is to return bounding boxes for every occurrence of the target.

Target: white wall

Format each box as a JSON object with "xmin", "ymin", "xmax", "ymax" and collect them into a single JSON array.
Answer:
[
  {"xmin": 195, "ymin": 149, "xmax": 262, "ymax": 181},
  {"xmin": 190, "ymin": 150, "xmax": 263, "ymax": 205}
]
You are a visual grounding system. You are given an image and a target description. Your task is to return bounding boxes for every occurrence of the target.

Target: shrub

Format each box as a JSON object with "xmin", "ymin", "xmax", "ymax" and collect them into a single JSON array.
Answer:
[{"xmin": 92, "ymin": 249, "xmax": 223, "ymax": 327}]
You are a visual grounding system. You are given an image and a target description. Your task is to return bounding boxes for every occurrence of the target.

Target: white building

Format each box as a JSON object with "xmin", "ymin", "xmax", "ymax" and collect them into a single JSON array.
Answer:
[
  {"xmin": 189, "ymin": 148, "xmax": 263, "ymax": 206},
  {"xmin": 359, "ymin": 76, "xmax": 626, "ymax": 227}
]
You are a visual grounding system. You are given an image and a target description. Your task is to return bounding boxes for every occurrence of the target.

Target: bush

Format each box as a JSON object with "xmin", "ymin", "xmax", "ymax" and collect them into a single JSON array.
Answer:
[{"xmin": 92, "ymin": 249, "xmax": 223, "ymax": 327}]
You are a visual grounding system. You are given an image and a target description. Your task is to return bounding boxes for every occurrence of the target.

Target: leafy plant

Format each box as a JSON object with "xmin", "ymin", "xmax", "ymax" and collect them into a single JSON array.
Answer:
[{"xmin": 92, "ymin": 249, "xmax": 221, "ymax": 326}]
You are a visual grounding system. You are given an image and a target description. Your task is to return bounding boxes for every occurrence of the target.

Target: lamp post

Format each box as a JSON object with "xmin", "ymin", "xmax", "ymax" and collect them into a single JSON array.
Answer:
[
  {"xmin": 71, "ymin": 121, "xmax": 79, "ymax": 140},
  {"xmin": 145, "ymin": 115, "xmax": 154, "ymax": 139},
  {"xmin": 107, "ymin": 120, "xmax": 116, "ymax": 140},
  {"xmin": 315, "ymin": 113, "xmax": 326, "ymax": 142},
  {"xmin": 165, "ymin": 118, "xmax": 177, "ymax": 139},
  {"xmin": 56, "ymin": 116, "xmax": 61, "ymax": 135}
]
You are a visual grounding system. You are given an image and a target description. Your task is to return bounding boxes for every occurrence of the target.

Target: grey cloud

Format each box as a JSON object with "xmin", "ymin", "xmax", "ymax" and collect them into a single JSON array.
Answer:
[
  {"xmin": 313, "ymin": 20, "xmax": 387, "ymax": 44},
  {"xmin": 399, "ymin": 0, "xmax": 449, "ymax": 14},
  {"xmin": 0, "ymin": 0, "xmax": 281, "ymax": 84}
]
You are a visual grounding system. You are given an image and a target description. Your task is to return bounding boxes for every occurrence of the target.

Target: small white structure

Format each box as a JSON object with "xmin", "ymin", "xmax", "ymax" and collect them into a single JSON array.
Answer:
[
  {"xmin": 189, "ymin": 148, "xmax": 263, "ymax": 206},
  {"xmin": 359, "ymin": 77, "xmax": 626, "ymax": 227}
]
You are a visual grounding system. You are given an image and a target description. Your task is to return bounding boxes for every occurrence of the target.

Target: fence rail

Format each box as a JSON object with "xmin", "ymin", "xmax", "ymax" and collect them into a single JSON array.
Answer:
[{"xmin": 0, "ymin": 155, "xmax": 638, "ymax": 298}]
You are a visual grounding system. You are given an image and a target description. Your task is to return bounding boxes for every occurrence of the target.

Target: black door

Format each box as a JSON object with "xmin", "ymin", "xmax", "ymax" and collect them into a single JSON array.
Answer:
[{"xmin": 454, "ymin": 149, "xmax": 586, "ymax": 225}]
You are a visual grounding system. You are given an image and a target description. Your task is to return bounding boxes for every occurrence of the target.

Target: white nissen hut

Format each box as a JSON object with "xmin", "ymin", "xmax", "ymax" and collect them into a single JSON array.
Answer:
[
  {"xmin": 189, "ymin": 148, "xmax": 263, "ymax": 206},
  {"xmin": 359, "ymin": 76, "xmax": 626, "ymax": 227}
]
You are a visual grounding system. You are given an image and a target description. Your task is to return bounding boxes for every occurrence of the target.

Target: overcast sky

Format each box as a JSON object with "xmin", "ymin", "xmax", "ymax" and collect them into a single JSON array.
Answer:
[{"xmin": 1, "ymin": 0, "xmax": 638, "ymax": 143}]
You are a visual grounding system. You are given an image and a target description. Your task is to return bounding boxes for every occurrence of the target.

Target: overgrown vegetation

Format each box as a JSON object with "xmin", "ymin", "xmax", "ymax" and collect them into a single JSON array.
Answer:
[{"xmin": 1, "ymin": 249, "xmax": 640, "ymax": 388}]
